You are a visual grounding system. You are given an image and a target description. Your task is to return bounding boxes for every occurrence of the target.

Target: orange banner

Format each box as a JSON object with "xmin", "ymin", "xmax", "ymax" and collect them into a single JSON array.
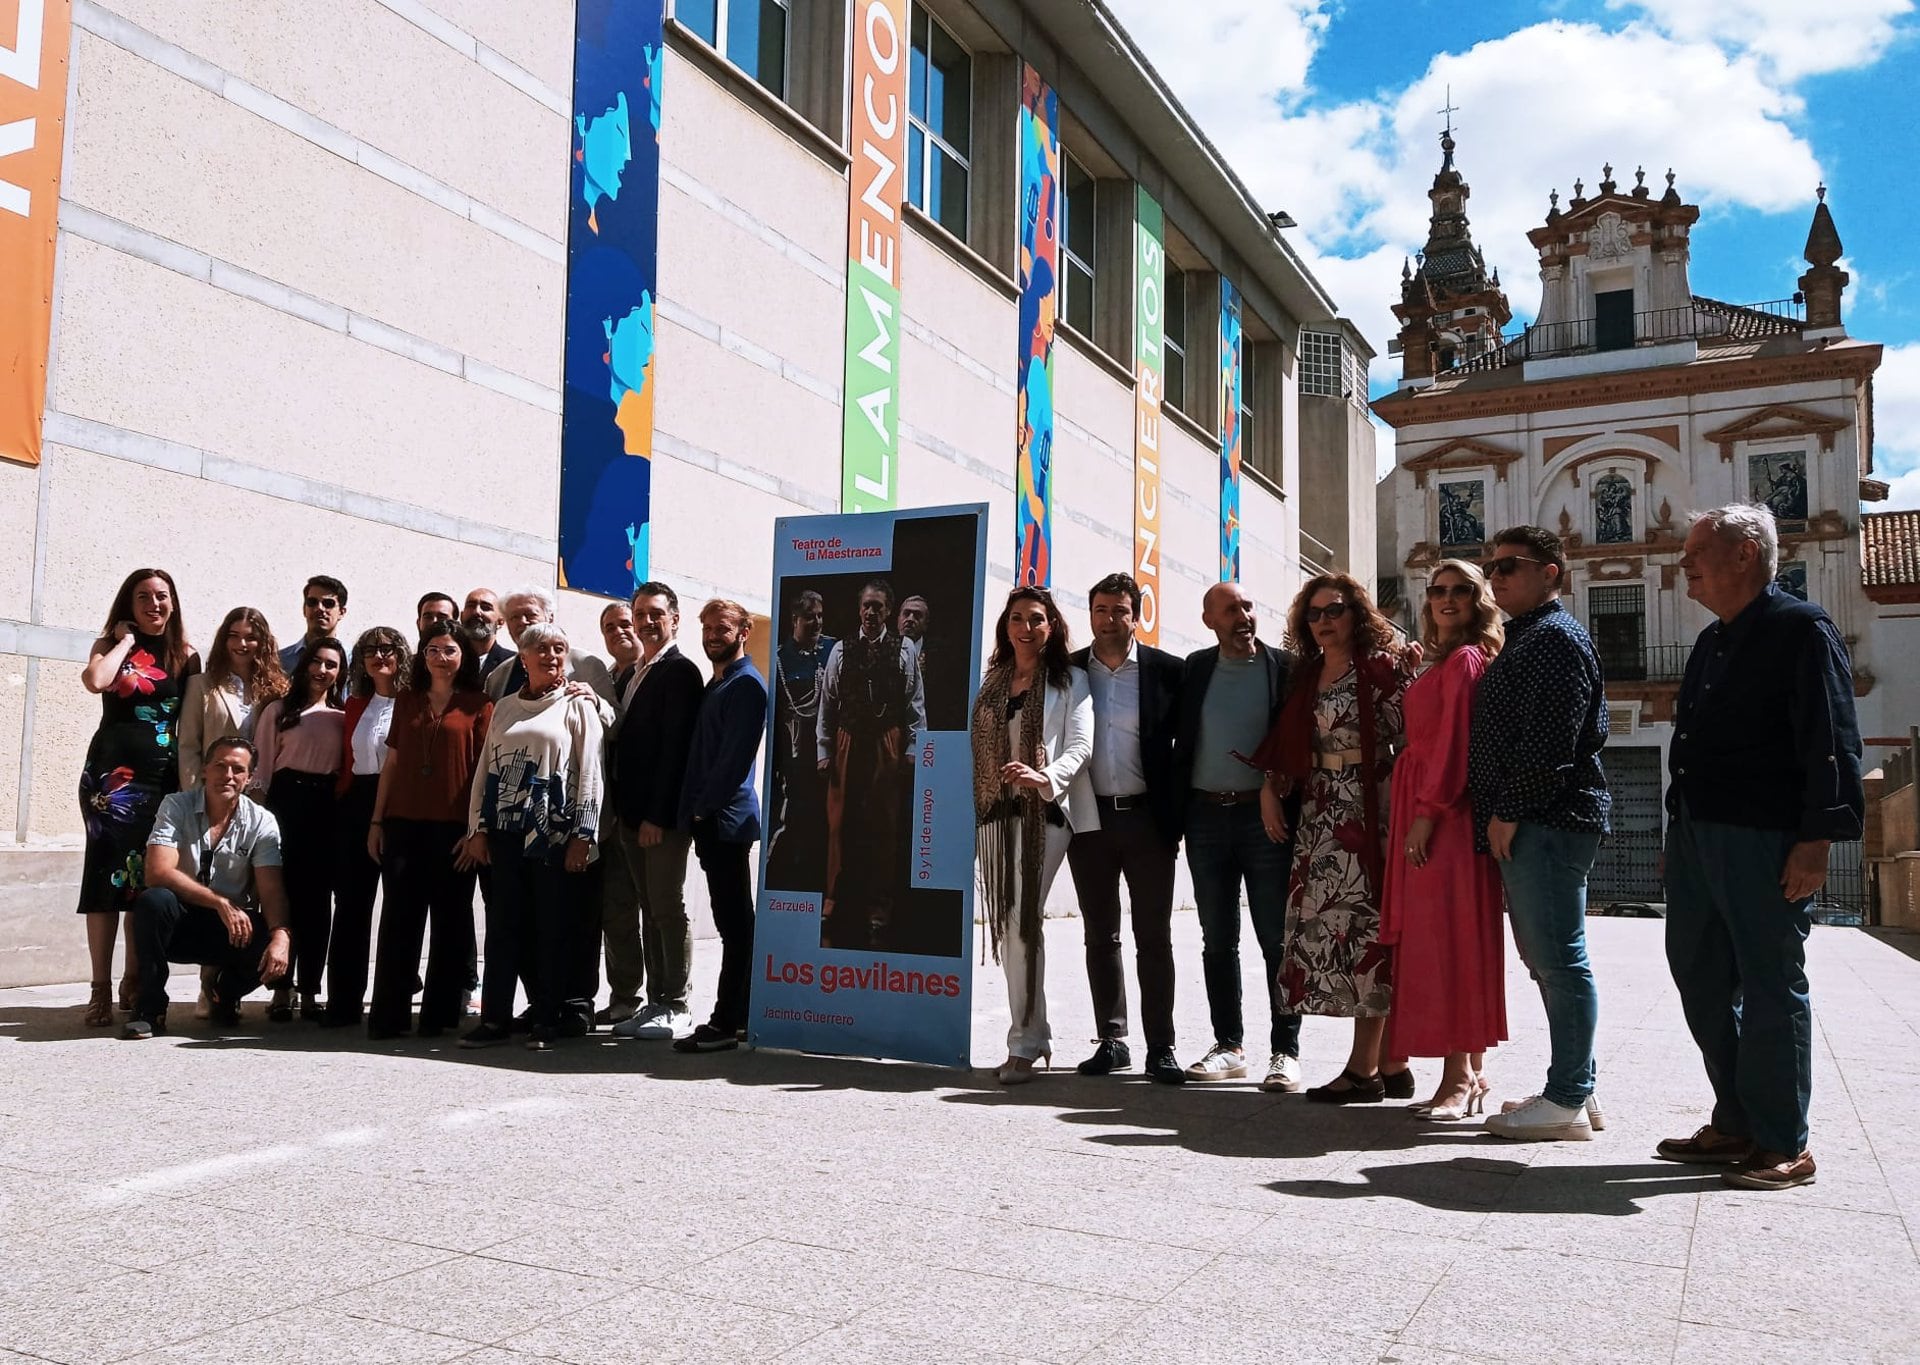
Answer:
[{"xmin": 1, "ymin": 0, "xmax": 71, "ymax": 467}]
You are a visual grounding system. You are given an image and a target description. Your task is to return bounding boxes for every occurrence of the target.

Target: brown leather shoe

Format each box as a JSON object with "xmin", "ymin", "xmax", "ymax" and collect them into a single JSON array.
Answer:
[
  {"xmin": 1723, "ymin": 1149, "xmax": 1817, "ymax": 1190},
  {"xmin": 1654, "ymin": 1124, "xmax": 1755, "ymax": 1164}
]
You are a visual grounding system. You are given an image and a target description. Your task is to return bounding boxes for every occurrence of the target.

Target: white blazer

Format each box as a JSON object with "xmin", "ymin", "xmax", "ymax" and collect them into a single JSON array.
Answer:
[{"xmin": 1033, "ymin": 666, "xmax": 1097, "ymax": 833}]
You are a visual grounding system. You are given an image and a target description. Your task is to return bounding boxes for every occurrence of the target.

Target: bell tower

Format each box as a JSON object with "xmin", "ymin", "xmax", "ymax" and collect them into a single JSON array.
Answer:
[{"xmin": 1391, "ymin": 113, "xmax": 1512, "ymax": 389}]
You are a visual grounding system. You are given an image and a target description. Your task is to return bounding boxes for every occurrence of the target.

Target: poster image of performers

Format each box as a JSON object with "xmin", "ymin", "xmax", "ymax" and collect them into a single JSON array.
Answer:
[{"xmin": 754, "ymin": 504, "xmax": 988, "ymax": 1067}]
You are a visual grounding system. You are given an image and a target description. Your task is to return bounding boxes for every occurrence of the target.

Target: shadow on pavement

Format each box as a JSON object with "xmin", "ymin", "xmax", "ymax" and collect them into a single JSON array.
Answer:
[{"xmin": 1267, "ymin": 1157, "xmax": 1722, "ymax": 1216}]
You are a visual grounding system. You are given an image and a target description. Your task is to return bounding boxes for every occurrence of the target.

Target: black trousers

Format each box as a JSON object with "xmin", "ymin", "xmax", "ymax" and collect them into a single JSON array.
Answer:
[
  {"xmin": 266, "ymin": 769, "xmax": 336, "ymax": 995},
  {"xmin": 129, "ymin": 887, "xmax": 277, "ymax": 1018},
  {"xmin": 371, "ymin": 818, "xmax": 476, "ymax": 1034},
  {"xmin": 1066, "ymin": 801, "xmax": 1179, "ymax": 1051},
  {"xmin": 483, "ymin": 835, "xmax": 592, "ymax": 1032},
  {"xmin": 325, "ymin": 774, "xmax": 381, "ymax": 1021},
  {"xmin": 695, "ymin": 825, "xmax": 755, "ymax": 1032}
]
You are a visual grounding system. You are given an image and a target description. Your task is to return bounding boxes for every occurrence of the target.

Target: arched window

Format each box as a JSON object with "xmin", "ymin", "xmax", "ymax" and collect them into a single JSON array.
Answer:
[{"xmin": 1594, "ymin": 472, "xmax": 1634, "ymax": 544}]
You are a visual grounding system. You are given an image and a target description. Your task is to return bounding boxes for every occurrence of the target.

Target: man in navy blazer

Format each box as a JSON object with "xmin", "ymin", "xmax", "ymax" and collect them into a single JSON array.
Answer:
[
  {"xmin": 1065, "ymin": 572, "xmax": 1188, "ymax": 1084},
  {"xmin": 674, "ymin": 598, "xmax": 768, "ymax": 1053}
]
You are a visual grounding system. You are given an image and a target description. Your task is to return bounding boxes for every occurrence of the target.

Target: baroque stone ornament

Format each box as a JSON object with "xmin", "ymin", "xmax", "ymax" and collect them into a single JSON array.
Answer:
[{"xmin": 1588, "ymin": 211, "xmax": 1632, "ymax": 259}]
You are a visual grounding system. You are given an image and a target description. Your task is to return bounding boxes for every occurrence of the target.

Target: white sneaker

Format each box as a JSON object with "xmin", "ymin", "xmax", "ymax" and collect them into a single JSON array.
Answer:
[
  {"xmin": 1261, "ymin": 1052, "xmax": 1303, "ymax": 1093},
  {"xmin": 1184, "ymin": 1044, "xmax": 1249, "ymax": 1082},
  {"xmin": 633, "ymin": 1006, "xmax": 692, "ymax": 1041},
  {"xmin": 1499, "ymin": 1093, "xmax": 1607, "ymax": 1131},
  {"xmin": 1484, "ymin": 1095, "xmax": 1593, "ymax": 1142},
  {"xmin": 612, "ymin": 1003, "xmax": 669, "ymax": 1039}
]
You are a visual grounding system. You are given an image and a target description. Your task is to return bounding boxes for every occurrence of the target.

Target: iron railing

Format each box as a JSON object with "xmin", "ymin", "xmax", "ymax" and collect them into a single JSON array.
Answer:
[
  {"xmin": 1595, "ymin": 643, "xmax": 1692, "ymax": 684},
  {"xmin": 1449, "ymin": 296, "xmax": 1804, "ymax": 375}
]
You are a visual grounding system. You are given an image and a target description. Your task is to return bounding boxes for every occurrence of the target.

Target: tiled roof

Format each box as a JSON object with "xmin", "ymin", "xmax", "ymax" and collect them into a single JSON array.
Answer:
[{"xmin": 1863, "ymin": 510, "xmax": 1920, "ymax": 588}]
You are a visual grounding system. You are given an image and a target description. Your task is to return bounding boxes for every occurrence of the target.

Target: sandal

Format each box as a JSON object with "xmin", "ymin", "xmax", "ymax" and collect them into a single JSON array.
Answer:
[
  {"xmin": 83, "ymin": 982, "xmax": 115, "ymax": 1028},
  {"xmin": 117, "ymin": 973, "xmax": 138, "ymax": 1015},
  {"xmin": 1305, "ymin": 1068, "xmax": 1386, "ymax": 1105}
]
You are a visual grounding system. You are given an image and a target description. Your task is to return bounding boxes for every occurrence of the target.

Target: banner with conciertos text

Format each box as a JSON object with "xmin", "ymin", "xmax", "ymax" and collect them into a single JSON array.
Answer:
[
  {"xmin": 1133, "ymin": 186, "xmax": 1166, "ymax": 642},
  {"xmin": 752, "ymin": 504, "xmax": 987, "ymax": 1067},
  {"xmin": 1, "ymin": 0, "xmax": 72, "ymax": 467}
]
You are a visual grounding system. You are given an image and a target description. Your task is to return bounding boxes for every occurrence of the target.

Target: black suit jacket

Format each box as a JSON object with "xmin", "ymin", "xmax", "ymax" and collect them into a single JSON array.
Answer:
[
  {"xmin": 610, "ymin": 648, "xmax": 706, "ymax": 830},
  {"xmin": 1171, "ymin": 640, "xmax": 1294, "ymax": 830},
  {"xmin": 1070, "ymin": 643, "xmax": 1186, "ymax": 847}
]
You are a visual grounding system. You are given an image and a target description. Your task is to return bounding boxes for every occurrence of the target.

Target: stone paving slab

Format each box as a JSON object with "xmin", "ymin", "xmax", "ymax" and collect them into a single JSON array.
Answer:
[{"xmin": 1, "ymin": 917, "xmax": 1917, "ymax": 1364}]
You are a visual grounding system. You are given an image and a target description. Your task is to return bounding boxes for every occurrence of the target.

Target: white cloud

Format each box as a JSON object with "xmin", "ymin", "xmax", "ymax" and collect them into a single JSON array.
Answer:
[
  {"xmin": 1876, "ymin": 342, "xmax": 1920, "ymax": 508},
  {"xmin": 1613, "ymin": 0, "xmax": 1916, "ymax": 80}
]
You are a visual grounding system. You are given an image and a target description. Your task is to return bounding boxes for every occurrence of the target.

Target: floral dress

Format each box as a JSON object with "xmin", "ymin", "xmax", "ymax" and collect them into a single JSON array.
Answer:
[
  {"xmin": 76, "ymin": 634, "xmax": 200, "ymax": 912},
  {"xmin": 1278, "ymin": 658, "xmax": 1410, "ymax": 1018}
]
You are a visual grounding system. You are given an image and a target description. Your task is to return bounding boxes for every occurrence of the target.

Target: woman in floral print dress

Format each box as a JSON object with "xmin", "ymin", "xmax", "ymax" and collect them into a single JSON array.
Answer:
[
  {"xmin": 77, "ymin": 568, "xmax": 200, "ymax": 1026},
  {"xmin": 1252, "ymin": 573, "xmax": 1416, "ymax": 1102}
]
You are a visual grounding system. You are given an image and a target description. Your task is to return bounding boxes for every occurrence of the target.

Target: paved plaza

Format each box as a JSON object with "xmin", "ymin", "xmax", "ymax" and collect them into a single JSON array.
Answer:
[{"xmin": 1, "ymin": 914, "xmax": 1917, "ymax": 1364}]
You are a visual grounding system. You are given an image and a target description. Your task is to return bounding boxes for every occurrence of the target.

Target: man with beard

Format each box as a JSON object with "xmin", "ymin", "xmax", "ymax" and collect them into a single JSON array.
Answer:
[
  {"xmin": 461, "ymin": 588, "xmax": 514, "ymax": 677},
  {"xmin": 817, "ymin": 578, "xmax": 924, "ymax": 949},
  {"xmin": 768, "ymin": 591, "xmax": 837, "ymax": 891}
]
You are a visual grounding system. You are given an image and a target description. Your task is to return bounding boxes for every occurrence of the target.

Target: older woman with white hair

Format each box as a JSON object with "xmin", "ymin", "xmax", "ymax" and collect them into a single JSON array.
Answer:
[
  {"xmin": 460, "ymin": 620, "xmax": 607, "ymax": 1051},
  {"xmin": 482, "ymin": 585, "xmax": 617, "ymax": 711}
]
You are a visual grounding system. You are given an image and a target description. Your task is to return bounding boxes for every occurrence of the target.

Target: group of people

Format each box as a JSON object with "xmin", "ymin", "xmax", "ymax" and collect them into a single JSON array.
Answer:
[{"xmin": 72, "ymin": 501, "xmax": 1862, "ymax": 1193}]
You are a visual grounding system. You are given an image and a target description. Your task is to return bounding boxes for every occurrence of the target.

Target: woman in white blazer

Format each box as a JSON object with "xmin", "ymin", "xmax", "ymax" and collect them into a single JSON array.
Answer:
[
  {"xmin": 178, "ymin": 606, "xmax": 289, "ymax": 788},
  {"xmin": 971, "ymin": 585, "xmax": 1093, "ymax": 1084}
]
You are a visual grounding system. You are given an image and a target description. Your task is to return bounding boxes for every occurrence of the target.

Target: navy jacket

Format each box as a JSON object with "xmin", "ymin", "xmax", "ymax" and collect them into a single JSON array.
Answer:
[
  {"xmin": 678, "ymin": 656, "xmax": 767, "ymax": 843},
  {"xmin": 1668, "ymin": 584, "xmax": 1864, "ymax": 841},
  {"xmin": 610, "ymin": 646, "xmax": 705, "ymax": 831},
  {"xmin": 1069, "ymin": 643, "xmax": 1186, "ymax": 848}
]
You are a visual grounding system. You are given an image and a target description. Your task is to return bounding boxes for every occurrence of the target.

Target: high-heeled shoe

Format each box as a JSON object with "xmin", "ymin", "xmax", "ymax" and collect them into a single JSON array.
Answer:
[
  {"xmin": 83, "ymin": 982, "xmax": 114, "ymax": 1028},
  {"xmin": 117, "ymin": 973, "xmax": 138, "ymax": 1015},
  {"xmin": 996, "ymin": 1052, "xmax": 1050, "ymax": 1085},
  {"xmin": 1416, "ymin": 1081, "xmax": 1481, "ymax": 1121}
]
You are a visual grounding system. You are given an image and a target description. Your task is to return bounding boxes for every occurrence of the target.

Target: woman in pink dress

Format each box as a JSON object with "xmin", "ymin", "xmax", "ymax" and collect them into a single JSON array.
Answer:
[{"xmin": 1381, "ymin": 559, "xmax": 1507, "ymax": 1120}]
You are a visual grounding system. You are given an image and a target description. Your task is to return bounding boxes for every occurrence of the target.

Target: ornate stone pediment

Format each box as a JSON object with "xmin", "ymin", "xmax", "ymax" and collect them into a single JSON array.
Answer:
[
  {"xmin": 1701, "ymin": 404, "xmax": 1848, "ymax": 462},
  {"xmin": 1403, "ymin": 436, "xmax": 1523, "ymax": 490}
]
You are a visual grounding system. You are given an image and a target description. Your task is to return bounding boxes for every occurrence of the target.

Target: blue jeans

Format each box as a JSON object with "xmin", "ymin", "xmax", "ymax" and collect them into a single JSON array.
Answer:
[
  {"xmin": 1498, "ymin": 822, "xmax": 1601, "ymax": 1108},
  {"xmin": 1185, "ymin": 801, "xmax": 1301, "ymax": 1056},
  {"xmin": 1663, "ymin": 804, "xmax": 1813, "ymax": 1155}
]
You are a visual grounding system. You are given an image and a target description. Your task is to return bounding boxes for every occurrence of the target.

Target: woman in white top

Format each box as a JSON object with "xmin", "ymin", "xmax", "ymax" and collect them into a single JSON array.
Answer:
[
  {"xmin": 971, "ymin": 586, "xmax": 1093, "ymax": 1084},
  {"xmin": 179, "ymin": 607, "xmax": 289, "ymax": 789},
  {"xmin": 324, "ymin": 626, "xmax": 411, "ymax": 1028}
]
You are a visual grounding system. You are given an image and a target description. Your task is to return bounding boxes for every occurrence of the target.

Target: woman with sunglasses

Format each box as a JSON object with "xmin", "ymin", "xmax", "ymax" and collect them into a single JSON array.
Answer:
[
  {"xmin": 322, "ymin": 627, "xmax": 412, "ymax": 1027},
  {"xmin": 368, "ymin": 621, "xmax": 491, "ymax": 1038},
  {"xmin": 1379, "ymin": 561, "xmax": 1508, "ymax": 1119},
  {"xmin": 970, "ymin": 586, "xmax": 1094, "ymax": 1084},
  {"xmin": 253, "ymin": 638, "xmax": 348, "ymax": 1021},
  {"xmin": 1252, "ymin": 574, "xmax": 1416, "ymax": 1102}
]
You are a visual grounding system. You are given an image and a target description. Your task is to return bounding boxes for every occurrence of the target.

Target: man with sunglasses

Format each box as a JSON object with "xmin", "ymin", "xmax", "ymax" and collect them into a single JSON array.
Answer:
[
  {"xmin": 278, "ymin": 575, "xmax": 349, "ymax": 673},
  {"xmin": 1468, "ymin": 526, "xmax": 1611, "ymax": 1142}
]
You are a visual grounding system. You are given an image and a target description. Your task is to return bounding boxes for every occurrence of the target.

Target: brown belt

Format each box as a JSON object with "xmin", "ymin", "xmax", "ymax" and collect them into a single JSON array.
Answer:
[{"xmin": 1193, "ymin": 788, "xmax": 1262, "ymax": 806}]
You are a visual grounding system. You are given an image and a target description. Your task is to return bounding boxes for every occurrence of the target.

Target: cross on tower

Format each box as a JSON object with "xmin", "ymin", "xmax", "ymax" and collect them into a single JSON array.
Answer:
[{"xmin": 1438, "ymin": 86, "xmax": 1459, "ymax": 138}]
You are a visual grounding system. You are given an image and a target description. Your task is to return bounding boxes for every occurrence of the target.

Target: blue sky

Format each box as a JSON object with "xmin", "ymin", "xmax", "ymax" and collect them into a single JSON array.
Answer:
[{"xmin": 1106, "ymin": 0, "xmax": 1920, "ymax": 504}]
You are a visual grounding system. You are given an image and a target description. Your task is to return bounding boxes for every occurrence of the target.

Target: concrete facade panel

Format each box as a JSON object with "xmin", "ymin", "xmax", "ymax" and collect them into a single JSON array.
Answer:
[
  {"xmin": 97, "ymin": 0, "xmax": 567, "ymax": 239},
  {"xmin": 26, "ymin": 668, "xmax": 98, "ymax": 842},
  {"xmin": 0, "ymin": 464, "xmax": 40, "ymax": 615},
  {"xmin": 414, "ymin": 0, "xmax": 576, "ymax": 98},
  {"xmin": 63, "ymin": 33, "xmax": 560, "ymax": 386},
  {"xmin": 0, "ymin": 656, "xmax": 25, "ymax": 836},
  {"xmin": 48, "ymin": 238, "xmax": 561, "ymax": 538}
]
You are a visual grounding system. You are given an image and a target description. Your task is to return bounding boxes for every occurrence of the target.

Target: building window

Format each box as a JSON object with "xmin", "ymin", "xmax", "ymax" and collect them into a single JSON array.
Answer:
[
  {"xmin": 1593, "ymin": 472, "xmax": 1634, "ymax": 544},
  {"xmin": 1777, "ymin": 560, "xmax": 1809, "ymax": 600},
  {"xmin": 1059, "ymin": 153, "xmax": 1096, "ymax": 338},
  {"xmin": 1300, "ymin": 329, "xmax": 1342, "ymax": 397},
  {"xmin": 677, "ymin": 0, "xmax": 789, "ymax": 99},
  {"xmin": 1163, "ymin": 268, "xmax": 1188, "ymax": 415},
  {"xmin": 907, "ymin": 7, "xmax": 970, "ymax": 238},
  {"xmin": 1749, "ymin": 451, "xmax": 1809, "ymax": 527},
  {"xmin": 1438, "ymin": 478, "xmax": 1485, "ymax": 548},
  {"xmin": 1239, "ymin": 338, "xmax": 1257, "ymax": 463},
  {"xmin": 1594, "ymin": 287, "xmax": 1634, "ymax": 351},
  {"xmin": 1589, "ymin": 584, "xmax": 1647, "ymax": 680}
]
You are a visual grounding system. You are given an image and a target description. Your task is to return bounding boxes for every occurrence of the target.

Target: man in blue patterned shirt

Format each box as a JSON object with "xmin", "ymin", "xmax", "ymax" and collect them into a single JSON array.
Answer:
[{"xmin": 1468, "ymin": 525, "xmax": 1611, "ymax": 1142}]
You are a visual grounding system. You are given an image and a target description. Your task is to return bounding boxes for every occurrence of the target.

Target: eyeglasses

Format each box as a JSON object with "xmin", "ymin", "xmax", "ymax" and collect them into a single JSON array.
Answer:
[
  {"xmin": 1485, "ymin": 555, "xmax": 1548, "ymax": 578},
  {"xmin": 1425, "ymin": 583, "xmax": 1476, "ymax": 601},
  {"xmin": 1304, "ymin": 601, "xmax": 1350, "ymax": 624},
  {"xmin": 304, "ymin": 596, "xmax": 340, "ymax": 610},
  {"xmin": 366, "ymin": 643, "xmax": 399, "ymax": 658}
]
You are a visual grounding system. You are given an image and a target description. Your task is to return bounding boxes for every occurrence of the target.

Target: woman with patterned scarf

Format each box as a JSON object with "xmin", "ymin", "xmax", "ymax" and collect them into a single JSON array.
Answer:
[{"xmin": 971, "ymin": 586, "xmax": 1093, "ymax": 1084}]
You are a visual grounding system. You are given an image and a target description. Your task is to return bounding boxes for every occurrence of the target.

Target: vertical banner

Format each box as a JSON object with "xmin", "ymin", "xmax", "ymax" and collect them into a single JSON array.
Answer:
[
  {"xmin": 558, "ymin": 0, "xmax": 664, "ymax": 597},
  {"xmin": 1014, "ymin": 64, "xmax": 1058, "ymax": 586},
  {"xmin": 1132, "ymin": 187, "xmax": 1165, "ymax": 643},
  {"xmin": 1, "ymin": 0, "xmax": 71, "ymax": 467},
  {"xmin": 1218, "ymin": 277, "xmax": 1244, "ymax": 581},
  {"xmin": 753, "ymin": 503, "xmax": 988, "ymax": 1067},
  {"xmin": 841, "ymin": 0, "xmax": 907, "ymax": 512}
]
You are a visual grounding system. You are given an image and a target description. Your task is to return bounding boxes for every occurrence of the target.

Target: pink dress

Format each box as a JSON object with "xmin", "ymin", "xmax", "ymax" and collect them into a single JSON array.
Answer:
[{"xmin": 1380, "ymin": 646, "xmax": 1507, "ymax": 1058}]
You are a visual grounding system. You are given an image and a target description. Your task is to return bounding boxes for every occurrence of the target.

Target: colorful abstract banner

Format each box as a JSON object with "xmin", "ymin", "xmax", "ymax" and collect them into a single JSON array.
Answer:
[
  {"xmin": 558, "ymin": 0, "xmax": 664, "ymax": 598},
  {"xmin": 1218, "ymin": 277, "xmax": 1244, "ymax": 581},
  {"xmin": 754, "ymin": 504, "xmax": 989, "ymax": 1068},
  {"xmin": 1, "ymin": 0, "xmax": 71, "ymax": 467},
  {"xmin": 1132, "ymin": 186, "xmax": 1166, "ymax": 643},
  {"xmin": 840, "ymin": 0, "xmax": 907, "ymax": 513},
  {"xmin": 1014, "ymin": 64, "xmax": 1058, "ymax": 587}
]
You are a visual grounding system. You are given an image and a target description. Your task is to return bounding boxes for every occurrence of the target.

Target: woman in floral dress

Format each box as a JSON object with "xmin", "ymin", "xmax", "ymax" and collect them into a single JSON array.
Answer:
[
  {"xmin": 77, "ymin": 568, "xmax": 199, "ymax": 1027},
  {"xmin": 1252, "ymin": 574, "xmax": 1415, "ymax": 1102}
]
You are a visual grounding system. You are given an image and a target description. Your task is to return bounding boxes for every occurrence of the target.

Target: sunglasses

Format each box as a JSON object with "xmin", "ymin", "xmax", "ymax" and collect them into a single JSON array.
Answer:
[
  {"xmin": 366, "ymin": 643, "xmax": 399, "ymax": 658},
  {"xmin": 1426, "ymin": 583, "xmax": 1476, "ymax": 601},
  {"xmin": 1304, "ymin": 601, "xmax": 1350, "ymax": 624},
  {"xmin": 1485, "ymin": 555, "xmax": 1548, "ymax": 577},
  {"xmin": 305, "ymin": 595, "xmax": 341, "ymax": 610}
]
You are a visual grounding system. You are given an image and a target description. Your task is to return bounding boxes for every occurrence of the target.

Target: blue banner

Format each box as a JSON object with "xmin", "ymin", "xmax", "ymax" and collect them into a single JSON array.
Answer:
[
  {"xmin": 559, "ymin": 0, "xmax": 664, "ymax": 598},
  {"xmin": 753, "ymin": 504, "xmax": 988, "ymax": 1067}
]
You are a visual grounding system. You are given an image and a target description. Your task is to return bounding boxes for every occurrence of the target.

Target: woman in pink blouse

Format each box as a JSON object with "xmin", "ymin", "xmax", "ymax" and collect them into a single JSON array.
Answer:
[{"xmin": 252, "ymin": 637, "xmax": 347, "ymax": 1022}]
